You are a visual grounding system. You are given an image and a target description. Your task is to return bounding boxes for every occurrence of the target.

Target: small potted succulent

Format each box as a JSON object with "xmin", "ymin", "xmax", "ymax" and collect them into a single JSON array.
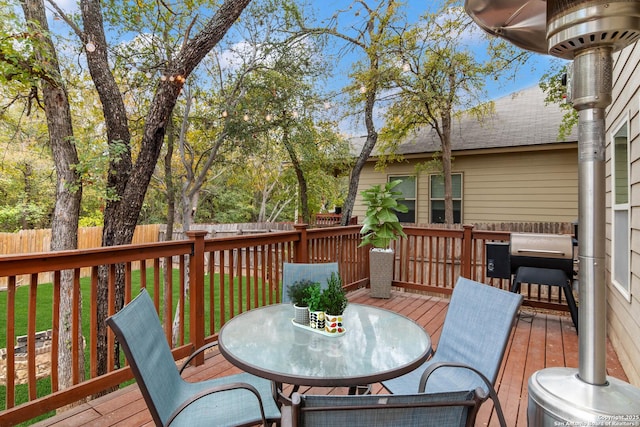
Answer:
[
  {"xmin": 321, "ymin": 272, "xmax": 348, "ymax": 334},
  {"xmin": 287, "ymin": 279, "xmax": 317, "ymax": 325},
  {"xmin": 359, "ymin": 179, "xmax": 408, "ymax": 298}
]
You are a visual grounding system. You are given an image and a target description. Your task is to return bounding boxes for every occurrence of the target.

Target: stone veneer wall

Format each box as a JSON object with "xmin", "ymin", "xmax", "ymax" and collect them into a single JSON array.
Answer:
[{"xmin": 0, "ymin": 330, "xmax": 52, "ymax": 386}]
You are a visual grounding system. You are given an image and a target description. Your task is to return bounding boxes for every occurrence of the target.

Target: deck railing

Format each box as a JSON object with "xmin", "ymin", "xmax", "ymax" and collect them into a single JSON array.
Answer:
[{"xmin": 0, "ymin": 224, "xmax": 573, "ymax": 425}]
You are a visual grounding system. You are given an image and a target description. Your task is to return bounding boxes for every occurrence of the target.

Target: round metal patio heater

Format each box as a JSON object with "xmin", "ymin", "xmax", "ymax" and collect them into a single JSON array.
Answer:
[{"xmin": 464, "ymin": 0, "xmax": 640, "ymax": 424}]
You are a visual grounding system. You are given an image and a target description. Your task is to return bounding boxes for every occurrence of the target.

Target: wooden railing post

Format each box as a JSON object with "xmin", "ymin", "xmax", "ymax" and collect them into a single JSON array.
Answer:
[
  {"xmin": 461, "ymin": 224, "xmax": 474, "ymax": 279},
  {"xmin": 293, "ymin": 223, "xmax": 309, "ymax": 263},
  {"xmin": 187, "ymin": 230, "xmax": 207, "ymax": 366}
]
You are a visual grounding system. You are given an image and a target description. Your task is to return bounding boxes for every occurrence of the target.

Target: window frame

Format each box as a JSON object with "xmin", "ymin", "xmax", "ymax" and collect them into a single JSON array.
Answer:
[
  {"xmin": 388, "ymin": 175, "xmax": 416, "ymax": 223},
  {"xmin": 610, "ymin": 116, "xmax": 631, "ymax": 301},
  {"xmin": 429, "ymin": 173, "xmax": 463, "ymax": 224}
]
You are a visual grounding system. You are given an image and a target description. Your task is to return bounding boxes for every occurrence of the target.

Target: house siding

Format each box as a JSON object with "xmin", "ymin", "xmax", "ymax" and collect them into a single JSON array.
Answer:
[
  {"xmin": 355, "ymin": 146, "xmax": 578, "ymax": 224},
  {"xmin": 461, "ymin": 148, "xmax": 578, "ymax": 223},
  {"xmin": 607, "ymin": 41, "xmax": 640, "ymax": 387}
]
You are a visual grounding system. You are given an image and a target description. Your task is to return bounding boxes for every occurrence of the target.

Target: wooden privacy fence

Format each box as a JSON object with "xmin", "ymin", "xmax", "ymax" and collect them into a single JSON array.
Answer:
[
  {"xmin": 0, "ymin": 224, "xmax": 161, "ymax": 255},
  {"xmin": 0, "ymin": 224, "xmax": 162, "ymax": 288},
  {"xmin": 0, "ymin": 223, "xmax": 574, "ymax": 425}
]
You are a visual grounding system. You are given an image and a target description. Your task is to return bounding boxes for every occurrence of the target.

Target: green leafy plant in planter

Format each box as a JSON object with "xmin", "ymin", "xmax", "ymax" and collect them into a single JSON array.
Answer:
[
  {"xmin": 303, "ymin": 283, "xmax": 323, "ymax": 312},
  {"xmin": 359, "ymin": 180, "xmax": 408, "ymax": 298},
  {"xmin": 303, "ymin": 283, "xmax": 326, "ymax": 329},
  {"xmin": 359, "ymin": 179, "xmax": 408, "ymax": 249}
]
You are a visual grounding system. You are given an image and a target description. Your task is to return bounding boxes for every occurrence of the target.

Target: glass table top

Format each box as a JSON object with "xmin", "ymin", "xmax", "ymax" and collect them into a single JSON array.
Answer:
[{"xmin": 218, "ymin": 303, "xmax": 432, "ymax": 387}]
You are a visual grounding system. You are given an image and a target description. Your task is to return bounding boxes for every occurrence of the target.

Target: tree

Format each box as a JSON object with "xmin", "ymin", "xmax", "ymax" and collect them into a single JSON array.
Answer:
[
  {"xmin": 0, "ymin": 0, "xmax": 87, "ymax": 399},
  {"xmin": 215, "ymin": 2, "xmax": 348, "ymax": 225},
  {"xmin": 379, "ymin": 1, "xmax": 528, "ymax": 224},
  {"xmin": 294, "ymin": 0, "xmax": 404, "ymax": 225},
  {"xmin": 45, "ymin": 0, "xmax": 253, "ymax": 376},
  {"xmin": 172, "ymin": 22, "xmax": 272, "ymax": 232}
]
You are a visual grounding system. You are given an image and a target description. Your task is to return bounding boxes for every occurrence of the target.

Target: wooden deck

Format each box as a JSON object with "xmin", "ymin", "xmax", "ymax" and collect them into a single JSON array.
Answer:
[{"xmin": 33, "ymin": 288, "xmax": 628, "ymax": 427}]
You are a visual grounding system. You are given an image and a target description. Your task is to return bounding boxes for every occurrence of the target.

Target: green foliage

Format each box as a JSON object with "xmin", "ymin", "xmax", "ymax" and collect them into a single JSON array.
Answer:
[
  {"xmin": 0, "ymin": 1, "xmax": 51, "ymax": 89},
  {"xmin": 415, "ymin": 152, "xmax": 444, "ymax": 175},
  {"xmin": 373, "ymin": 2, "xmax": 530, "ymax": 225},
  {"xmin": 320, "ymin": 272, "xmax": 348, "ymax": 315},
  {"xmin": 287, "ymin": 279, "xmax": 317, "ymax": 307},
  {"xmin": 359, "ymin": 180, "xmax": 408, "ymax": 249},
  {"xmin": 540, "ymin": 64, "xmax": 578, "ymax": 141},
  {"xmin": 195, "ymin": 183, "xmax": 257, "ymax": 223},
  {"xmin": 0, "ymin": 203, "xmax": 51, "ymax": 232},
  {"xmin": 0, "ymin": 205, "xmax": 22, "ymax": 232},
  {"xmin": 0, "ymin": 103, "xmax": 56, "ymax": 231},
  {"xmin": 0, "ymin": 0, "xmax": 352, "ymax": 231},
  {"xmin": 378, "ymin": 3, "xmax": 504, "ymax": 156},
  {"xmin": 303, "ymin": 282, "xmax": 323, "ymax": 312},
  {"xmin": 78, "ymin": 212, "xmax": 104, "ymax": 227}
]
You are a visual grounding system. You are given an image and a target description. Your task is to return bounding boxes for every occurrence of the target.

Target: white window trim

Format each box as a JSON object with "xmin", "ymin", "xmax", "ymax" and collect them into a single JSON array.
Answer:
[
  {"xmin": 610, "ymin": 115, "xmax": 631, "ymax": 301},
  {"xmin": 428, "ymin": 173, "xmax": 463, "ymax": 224},
  {"xmin": 388, "ymin": 175, "xmax": 417, "ymax": 222}
]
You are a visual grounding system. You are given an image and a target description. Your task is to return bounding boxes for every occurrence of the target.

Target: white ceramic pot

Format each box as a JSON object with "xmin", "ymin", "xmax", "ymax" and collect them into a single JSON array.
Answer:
[
  {"xmin": 309, "ymin": 310, "xmax": 325, "ymax": 329},
  {"xmin": 324, "ymin": 313, "xmax": 344, "ymax": 334}
]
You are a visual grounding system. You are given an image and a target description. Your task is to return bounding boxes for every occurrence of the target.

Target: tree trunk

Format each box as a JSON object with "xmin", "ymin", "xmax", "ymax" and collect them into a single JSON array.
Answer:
[
  {"xmin": 20, "ymin": 164, "xmax": 33, "ymax": 230},
  {"xmin": 341, "ymin": 68, "xmax": 379, "ymax": 226},
  {"xmin": 282, "ymin": 128, "xmax": 310, "ymax": 223},
  {"xmin": 22, "ymin": 0, "xmax": 83, "ymax": 402},
  {"xmin": 80, "ymin": 0, "xmax": 133, "ymax": 378},
  {"xmin": 441, "ymin": 111, "xmax": 454, "ymax": 225},
  {"xmin": 78, "ymin": 0, "xmax": 252, "ymax": 377},
  {"xmin": 165, "ymin": 118, "xmax": 176, "ymax": 242},
  {"xmin": 164, "ymin": 116, "xmax": 178, "ymax": 345},
  {"xmin": 258, "ymin": 177, "xmax": 279, "ymax": 222},
  {"xmin": 341, "ymin": 131, "xmax": 377, "ymax": 226}
]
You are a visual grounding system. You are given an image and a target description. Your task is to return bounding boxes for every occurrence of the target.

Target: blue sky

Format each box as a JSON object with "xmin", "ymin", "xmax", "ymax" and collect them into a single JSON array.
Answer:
[
  {"xmin": 305, "ymin": 0, "xmax": 565, "ymax": 135},
  {"xmin": 47, "ymin": 0, "xmax": 564, "ymax": 135},
  {"xmin": 49, "ymin": 0, "xmax": 560, "ymax": 100},
  {"xmin": 310, "ymin": 0, "xmax": 562, "ymax": 97}
]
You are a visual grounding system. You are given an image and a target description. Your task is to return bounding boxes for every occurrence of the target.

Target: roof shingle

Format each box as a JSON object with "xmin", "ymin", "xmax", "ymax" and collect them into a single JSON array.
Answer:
[{"xmin": 381, "ymin": 85, "xmax": 577, "ymax": 155}]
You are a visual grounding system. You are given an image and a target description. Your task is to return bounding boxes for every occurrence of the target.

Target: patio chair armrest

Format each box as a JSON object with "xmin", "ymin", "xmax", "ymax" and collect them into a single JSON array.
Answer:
[
  {"xmin": 165, "ymin": 381, "xmax": 267, "ymax": 427},
  {"xmin": 418, "ymin": 361, "xmax": 507, "ymax": 427},
  {"xmin": 178, "ymin": 340, "xmax": 220, "ymax": 374}
]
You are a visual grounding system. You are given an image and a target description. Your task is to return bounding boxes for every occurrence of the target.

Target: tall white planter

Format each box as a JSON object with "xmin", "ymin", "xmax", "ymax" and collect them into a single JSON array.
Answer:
[{"xmin": 369, "ymin": 248, "xmax": 394, "ymax": 298}]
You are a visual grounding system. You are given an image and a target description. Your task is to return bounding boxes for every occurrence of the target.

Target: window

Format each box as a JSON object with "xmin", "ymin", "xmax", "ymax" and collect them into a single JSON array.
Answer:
[
  {"xmin": 430, "ymin": 173, "xmax": 462, "ymax": 224},
  {"xmin": 612, "ymin": 120, "xmax": 630, "ymax": 297},
  {"xmin": 389, "ymin": 176, "xmax": 416, "ymax": 223}
]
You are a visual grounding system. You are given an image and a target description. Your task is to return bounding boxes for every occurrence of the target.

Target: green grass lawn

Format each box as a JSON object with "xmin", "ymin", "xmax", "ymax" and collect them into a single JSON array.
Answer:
[{"xmin": 0, "ymin": 268, "xmax": 279, "ymax": 425}]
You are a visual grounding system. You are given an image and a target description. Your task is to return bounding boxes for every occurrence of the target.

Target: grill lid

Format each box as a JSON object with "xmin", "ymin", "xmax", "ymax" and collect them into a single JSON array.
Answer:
[{"xmin": 510, "ymin": 233, "xmax": 574, "ymax": 259}]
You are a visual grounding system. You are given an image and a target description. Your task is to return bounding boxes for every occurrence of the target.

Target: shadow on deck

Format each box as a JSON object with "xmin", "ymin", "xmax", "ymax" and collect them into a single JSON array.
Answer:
[{"xmin": 33, "ymin": 288, "xmax": 628, "ymax": 427}]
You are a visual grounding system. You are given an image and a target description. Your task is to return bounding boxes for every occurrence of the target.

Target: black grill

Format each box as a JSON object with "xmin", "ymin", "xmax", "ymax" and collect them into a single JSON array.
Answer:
[{"xmin": 486, "ymin": 232, "xmax": 578, "ymax": 331}]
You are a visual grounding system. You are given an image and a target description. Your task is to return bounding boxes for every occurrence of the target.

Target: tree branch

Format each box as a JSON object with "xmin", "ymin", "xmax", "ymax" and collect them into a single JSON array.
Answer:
[{"xmin": 46, "ymin": 0, "xmax": 84, "ymax": 40}]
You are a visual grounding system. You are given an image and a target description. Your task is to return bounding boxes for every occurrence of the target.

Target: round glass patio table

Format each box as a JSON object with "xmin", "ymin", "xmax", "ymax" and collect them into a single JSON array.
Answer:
[{"xmin": 218, "ymin": 303, "xmax": 432, "ymax": 388}]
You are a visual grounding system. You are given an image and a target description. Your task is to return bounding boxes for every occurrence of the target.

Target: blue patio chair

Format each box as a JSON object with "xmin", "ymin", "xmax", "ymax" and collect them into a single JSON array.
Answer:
[
  {"xmin": 382, "ymin": 277, "xmax": 523, "ymax": 427},
  {"xmin": 280, "ymin": 262, "xmax": 345, "ymax": 395},
  {"xmin": 289, "ymin": 390, "xmax": 480, "ymax": 427},
  {"xmin": 106, "ymin": 289, "xmax": 281, "ymax": 427},
  {"xmin": 281, "ymin": 262, "xmax": 339, "ymax": 302}
]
